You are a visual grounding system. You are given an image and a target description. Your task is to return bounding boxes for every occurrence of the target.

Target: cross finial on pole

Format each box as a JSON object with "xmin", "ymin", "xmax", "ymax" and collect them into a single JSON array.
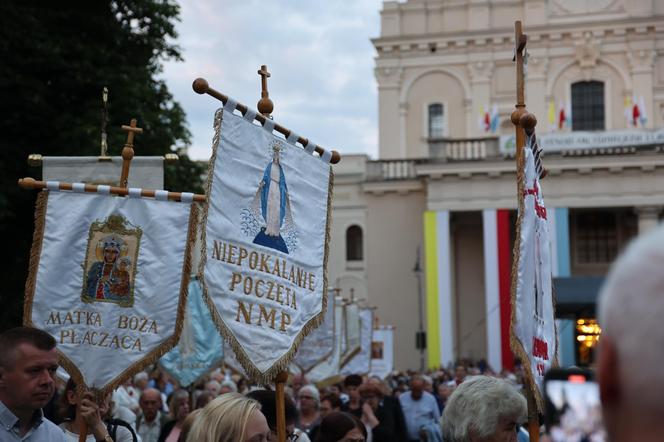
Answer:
[
  {"xmin": 119, "ymin": 118, "xmax": 143, "ymax": 188},
  {"xmin": 257, "ymin": 65, "xmax": 274, "ymax": 117},
  {"xmin": 513, "ymin": 21, "xmax": 528, "ymax": 109},
  {"xmin": 99, "ymin": 87, "xmax": 111, "ymax": 161}
]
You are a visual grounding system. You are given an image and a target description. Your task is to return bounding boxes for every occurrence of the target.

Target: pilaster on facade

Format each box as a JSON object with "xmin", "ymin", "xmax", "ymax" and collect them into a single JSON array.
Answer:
[{"xmin": 635, "ymin": 205, "xmax": 663, "ymax": 233}]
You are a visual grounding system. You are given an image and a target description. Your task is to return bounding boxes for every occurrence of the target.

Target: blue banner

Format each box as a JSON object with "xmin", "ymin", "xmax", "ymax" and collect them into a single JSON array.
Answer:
[{"xmin": 160, "ymin": 279, "xmax": 223, "ymax": 386}]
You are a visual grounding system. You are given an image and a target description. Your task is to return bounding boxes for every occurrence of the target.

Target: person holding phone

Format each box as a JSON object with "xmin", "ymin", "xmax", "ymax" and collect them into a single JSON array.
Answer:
[{"xmin": 597, "ymin": 224, "xmax": 664, "ymax": 442}]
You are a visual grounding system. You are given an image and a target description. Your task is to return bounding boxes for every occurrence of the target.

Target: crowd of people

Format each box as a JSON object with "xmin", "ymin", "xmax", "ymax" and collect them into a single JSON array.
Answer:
[
  {"xmin": 2, "ymin": 225, "xmax": 664, "ymax": 441},
  {"xmin": 3, "ymin": 332, "xmax": 530, "ymax": 442}
]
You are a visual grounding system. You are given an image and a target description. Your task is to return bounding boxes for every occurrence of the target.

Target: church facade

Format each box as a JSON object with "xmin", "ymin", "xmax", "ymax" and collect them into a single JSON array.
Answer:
[{"xmin": 328, "ymin": 0, "xmax": 664, "ymax": 371}]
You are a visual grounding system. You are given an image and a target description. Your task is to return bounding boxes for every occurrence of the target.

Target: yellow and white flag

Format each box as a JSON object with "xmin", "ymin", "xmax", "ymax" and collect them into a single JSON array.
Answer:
[
  {"xmin": 200, "ymin": 98, "xmax": 334, "ymax": 382},
  {"xmin": 25, "ymin": 188, "xmax": 196, "ymax": 394}
]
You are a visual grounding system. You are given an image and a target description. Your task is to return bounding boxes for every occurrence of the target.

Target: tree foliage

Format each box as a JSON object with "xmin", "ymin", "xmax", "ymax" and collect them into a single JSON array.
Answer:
[{"xmin": 0, "ymin": 1, "xmax": 204, "ymax": 329}]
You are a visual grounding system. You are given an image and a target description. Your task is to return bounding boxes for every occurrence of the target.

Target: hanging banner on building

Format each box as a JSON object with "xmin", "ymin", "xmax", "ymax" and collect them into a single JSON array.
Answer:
[
  {"xmin": 307, "ymin": 297, "xmax": 343, "ymax": 383},
  {"xmin": 340, "ymin": 302, "xmax": 361, "ymax": 367},
  {"xmin": 369, "ymin": 326, "xmax": 394, "ymax": 379},
  {"xmin": 292, "ymin": 289, "xmax": 335, "ymax": 373},
  {"xmin": 159, "ymin": 279, "xmax": 224, "ymax": 387},
  {"xmin": 500, "ymin": 128, "xmax": 664, "ymax": 155},
  {"xmin": 200, "ymin": 100, "xmax": 334, "ymax": 382},
  {"xmin": 341, "ymin": 308, "xmax": 374, "ymax": 376},
  {"xmin": 25, "ymin": 189, "xmax": 195, "ymax": 395},
  {"xmin": 511, "ymin": 132, "xmax": 558, "ymax": 410}
]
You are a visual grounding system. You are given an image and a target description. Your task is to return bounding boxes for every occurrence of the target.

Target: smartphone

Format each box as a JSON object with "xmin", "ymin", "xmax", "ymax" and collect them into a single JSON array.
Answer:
[{"xmin": 543, "ymin": 368, "xmax": 606, "ymax": 442}]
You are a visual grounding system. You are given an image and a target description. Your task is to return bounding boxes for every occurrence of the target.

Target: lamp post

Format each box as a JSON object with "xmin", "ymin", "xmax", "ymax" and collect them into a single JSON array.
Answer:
[{"xmin": 413, "ymin": 246, "xmax": 425, "ymax": 372}]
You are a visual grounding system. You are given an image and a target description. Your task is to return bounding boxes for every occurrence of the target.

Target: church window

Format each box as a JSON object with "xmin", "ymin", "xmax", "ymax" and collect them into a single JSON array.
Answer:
[
  {"xmin": 571, "ymin": 81, "xmax": 605, "ymax": 131},
  {"xmin": 428, "ymin": 103, "xmax": 445, "ymax": 138},
  {"xmin": 346, "ymin": 225, "xmax": 363, "ymax": 261}
]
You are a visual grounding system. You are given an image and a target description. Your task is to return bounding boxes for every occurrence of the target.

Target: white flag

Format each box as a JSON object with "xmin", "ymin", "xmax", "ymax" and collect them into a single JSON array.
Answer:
[
  {"xmin": 340, "ymin": 302, "xmax": 362, "ymax": 367},
  {"xmin": 512, "ymin": 133, "xmax": 557, "ymax": 409},
  {"xmin": 369, "ymin": 327, "xmax": 394, "ymax": 379},
  {"xmin": 306, "ymin": 297, "xmax": 343, "ymax": 383},
  {"xmin": 293, "ymin": 289, "xmax": 336, "ymax": 373},
  {"xmin": 341, "ymin": 308, "xmax": 374, "ymax": 375},
  {"xmin": 25, "ymin": 190, "xmax": 195, "ymax": 394},
  {"xmin": 200, "ymin": 100, "xmax": 333, "ymax": 382}
]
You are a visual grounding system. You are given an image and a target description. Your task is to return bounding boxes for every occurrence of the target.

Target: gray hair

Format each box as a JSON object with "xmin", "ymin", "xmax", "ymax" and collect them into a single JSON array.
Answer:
[
  {"xmin": 298, "ymin": 384, "xmax": 320, "ymax": 405},
  {"xmin": 441, "ymin": 376, "xmax": 526, "ymax": 441},
  {"xmin": 133, "ymin": 371, "xmax": 149, "ymax": 384},
  {"xmin": 598, "ymin": 224, "xmax": 664, "ymax": 415}
]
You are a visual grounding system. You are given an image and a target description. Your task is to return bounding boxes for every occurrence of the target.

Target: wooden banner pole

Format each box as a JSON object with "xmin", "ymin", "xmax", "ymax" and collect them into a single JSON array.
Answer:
[
  {"xmin": 192, "ymin": 77, "xmax": 341, "ymax": 164},
  {"xmin": 255, "ymin": 65, "xmax": 288, "ymax": 442},
  {"xmin": 512, "ymin": 20, "xmax": 540, "ymax": 442},
  {"xmin": 17, "ymin": 177, "xmax": 207, "ymax": 202}
]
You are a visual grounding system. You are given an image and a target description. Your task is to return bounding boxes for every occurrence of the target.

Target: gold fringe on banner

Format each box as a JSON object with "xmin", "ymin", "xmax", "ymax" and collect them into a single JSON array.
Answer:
[
  {"xmin": 198, "ymin": 107, "xmax": 335, "ymax": 384},
  {"xmin": 23, "ymin": 192, "xmax": 197, "ymax": 397}
]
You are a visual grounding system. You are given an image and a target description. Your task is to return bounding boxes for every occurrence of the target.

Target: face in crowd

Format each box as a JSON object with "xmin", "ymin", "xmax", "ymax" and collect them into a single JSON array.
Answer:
[
  {"xmin": 139, "ymin": 388, "xmax": 162, "ymax": 422},
  {"xmin": 0, "ymin": 341, "xmax": 58, "ymax": 414}
]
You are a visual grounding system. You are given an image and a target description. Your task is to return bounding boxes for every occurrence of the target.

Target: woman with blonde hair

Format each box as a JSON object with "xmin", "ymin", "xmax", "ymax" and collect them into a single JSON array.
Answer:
[{"xmin": 186, "ymin": 393, "xmax": 270, "ymax": 442}]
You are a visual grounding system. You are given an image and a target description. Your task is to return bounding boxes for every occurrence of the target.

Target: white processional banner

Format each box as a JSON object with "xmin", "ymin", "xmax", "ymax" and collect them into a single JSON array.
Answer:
[
  {"xmin": 25, "ymin": 190, "xmax": 195, "ymax": 394},
  {"xmin": 512, "ymin": 133, "xmax": 557, "ymax": 409},
  {"xmin": 341, "ymin": 308, "xmax": 374, "ymax": 375},
  {"xmin": 200, "ymin": 100, "xmax": 333, "ymax": 382},
  {"xmin": 340, "ymin": 302, "xmax": 361, "ymax": 367},
  {"xmin": 293, "ymin": 289, "xmax": 335, "ymax": 374},
  {"xmin": 369, "ymin": 327, "xmax": 394, "ymax": 379},
  {"xmin": 307, "ymin": 297, "xmax": 343, "ymax": 383}
]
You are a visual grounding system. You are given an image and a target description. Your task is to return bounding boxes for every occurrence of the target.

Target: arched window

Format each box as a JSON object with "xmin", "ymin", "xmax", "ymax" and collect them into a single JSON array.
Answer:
[
  {"xmin": 571, "ymin": 81, "xmax": 604, "ymax": 131},
  {"xmin": 346, "ymin": 225, "xmax": 363, "ymax": 261},
  {"xmin": 428, "ymin": 103, "xmax": 445, "ymax": 138}
]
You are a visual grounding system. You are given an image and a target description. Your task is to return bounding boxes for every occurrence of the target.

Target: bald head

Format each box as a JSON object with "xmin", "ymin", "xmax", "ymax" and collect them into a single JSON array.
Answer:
[
  {"xmin": 139, "ymin": 388, "xmax": 162, "ymax": 422},
  {"xmin": 599, "ymin": 224, "xmax": 664, "ymax": 436}
]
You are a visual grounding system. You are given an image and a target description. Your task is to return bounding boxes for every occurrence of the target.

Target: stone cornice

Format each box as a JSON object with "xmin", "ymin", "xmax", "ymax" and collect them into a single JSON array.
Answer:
[
  {"xmin": 416, "ymin": 153, "xmax": 664, "ymax": 179},
  {"xmin": 373, "ymin": 17, "xmax": 663, "ymax": 57}
]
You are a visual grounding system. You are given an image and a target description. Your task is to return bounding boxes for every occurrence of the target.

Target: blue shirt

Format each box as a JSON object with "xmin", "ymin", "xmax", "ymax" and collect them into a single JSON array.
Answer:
[
  {"xmin": 399, "ymin": 391, "xmax": 440, "ymax": 441},
  {"xmin": 0, "ymin": 400, "xmax": 67, "ymax": 442}
]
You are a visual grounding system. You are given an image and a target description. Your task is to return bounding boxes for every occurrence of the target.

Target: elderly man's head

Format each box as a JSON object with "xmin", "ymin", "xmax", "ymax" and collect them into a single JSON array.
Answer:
[
  {"xmin": 139, "ymin": 388, "xmax": 162, "ymax": 422},
  {"xmin": 441, "ymin": 376, "xmax": 526, "ymax": 442},
  {"xmin": 410, "ymin": 375, "xmax": 425, "ymax": 400},
  {"xmin": 205, "ymin": 379, "xmax": 221, "ymax": 397},
  {"xmin": 598, "ymin": 224, "xmax": 664, "ymax": 440}
]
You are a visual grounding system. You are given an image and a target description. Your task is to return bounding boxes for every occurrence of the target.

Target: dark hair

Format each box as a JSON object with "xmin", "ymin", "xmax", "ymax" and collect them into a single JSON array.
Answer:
[
  {"xmin": 343, "ymin": 374, "xmax": 363, "ymax": 388},
  {"xmin": 320, "ymin": 393, "xmax": 342, "ymax": 410},
  {"xmin": 314, "ymin": 412, "xmax": 367, "ymax": 442},
  {"xmin": 58, "ymin": 378, "xmax": 78, "ymax": 421},
  {"xmin": 245, "ymin": 389, "xmax": 297, "ymax": 428},
  {"xmin": 0, "ymin": 327, "xmax": 56, "ymax": 368}
]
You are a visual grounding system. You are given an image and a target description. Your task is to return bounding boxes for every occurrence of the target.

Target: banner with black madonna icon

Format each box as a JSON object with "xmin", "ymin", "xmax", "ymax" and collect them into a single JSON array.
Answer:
[
  {"xmin": 24, "ymin": 188, "xmax": 196, "ymax": 395},
  {"xmin": 200, "ymin": 99, "xmax": 334, "ymax": 382}
]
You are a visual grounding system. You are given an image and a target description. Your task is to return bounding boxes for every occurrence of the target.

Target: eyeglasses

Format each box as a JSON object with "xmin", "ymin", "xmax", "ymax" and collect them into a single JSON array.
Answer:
[{"xmin": 299, "ymin": 395, "xmax": 315, "ymax": 400}]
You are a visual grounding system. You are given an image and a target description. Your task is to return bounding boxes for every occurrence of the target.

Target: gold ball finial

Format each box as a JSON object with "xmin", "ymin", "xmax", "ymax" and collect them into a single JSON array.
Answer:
[
  {"xmin": 192, "ymin": 78, "xmax": 209, "ymax": 95},
  {"xmin": 520, "ymin": 112, "xmax": 537, "ymax": 131},
  {"xmin": 511, "ymin": 108, "xmax": 527, "ymax": 126},
  {"xmin": 257, "ymin": 97, "xmax": 274, "ymax": 116}
]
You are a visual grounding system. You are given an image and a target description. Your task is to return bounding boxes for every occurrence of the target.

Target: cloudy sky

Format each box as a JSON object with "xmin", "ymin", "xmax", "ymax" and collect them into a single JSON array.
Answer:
[{"xmin": 162, "ymin": 0, "xmax": 384, "ymax": 161}]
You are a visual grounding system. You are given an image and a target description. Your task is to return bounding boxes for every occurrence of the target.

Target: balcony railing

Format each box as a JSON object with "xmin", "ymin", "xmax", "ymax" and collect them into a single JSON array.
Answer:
[
  {"xmin": 429, "ymin": 136, "xmax": 499, "ymax": 160},
  {"xmin": 366, "ymin": 159, "xmax": 419, "ymax": 181}
]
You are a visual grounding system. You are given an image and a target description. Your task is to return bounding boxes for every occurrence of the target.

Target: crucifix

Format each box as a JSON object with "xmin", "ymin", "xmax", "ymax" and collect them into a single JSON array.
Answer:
[
  {"xmin": 257, "ymin": 64, "xmax": 274, "ymax": 118},
  {"xmin": 119, "ymin": 118, "xmax": 143, "ymax": 188}
]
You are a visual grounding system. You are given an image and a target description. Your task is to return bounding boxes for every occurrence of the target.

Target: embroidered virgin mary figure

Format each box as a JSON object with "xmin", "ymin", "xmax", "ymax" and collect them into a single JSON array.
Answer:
[{"xmin": 250, "ymin": 142, "xmax": 296, "ymax": 254}]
